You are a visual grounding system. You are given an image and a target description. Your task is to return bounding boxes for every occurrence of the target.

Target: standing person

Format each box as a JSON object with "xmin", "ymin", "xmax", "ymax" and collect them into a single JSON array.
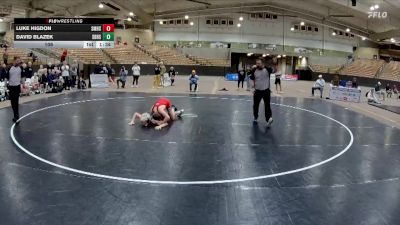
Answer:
[
  {"xmin": 246, "ymin": 65, "xmax": 255, "ymax": 91},
  {"xmin": 8, "ymin": 57, "xmax": 24, "ymax": 123},
  {"xmin": 352, "ymin": 77, "xmax": 358, "ymax": 89},
  {"xmin": 189, "ymin": 70, "xmax": 199, "ymax": 92},
  {"xmin": 117, "ymin": 66, "xmax": 128, "ymax": 89},
  {"xmin": 3, "ymin": 48, "xmax": 8, "ymax": 65},
  {"xmin": 168, "ymin": 66, "xmax": 177, "ymax": 86},
  {"xmin": 26, "ymin": 62, "xmax": 34, "ymax": 79},
  {"xmin": 275, "ymin": 70, "xmax": 282, "ymax": 93},
  {"xmin": 153, "ymin": 63, "xmax": 161, "ymax": 88},
  {"xmin": 386, "ymin": 83, "xmax": 393, "ymax": 98},
  {"xmin": 105, "ymin": 63, "xmax": 114, "ymax": 85},
  {"xmin": 61, "ymin": 61, "xmax": 70, "ymax": 90},
  {"xmin": 160, "ymin": 62, "xmax": 166, "ymax": 87},
  {"xmin": 250, "ymin": 58, "xmax": 273, "ymax": 127},
  {"xmin": 237, "ymin": 69, "xmax": 246, "ymax": 90},
  {"xmin": 132, "ymin": 62, "xmax": 141, "ymax": 88},
  {"xmin": 311, "ymin": 75, "xmax": 325, "ymax": 98},
  {"xmin": 70, "ymin": 60, "xmax": 78, "ymax": 88},
  {"xmin": 60, "ymin": 49, "xmax": 67, "ymax": 62},
  {"xmin": 0, "ymin": 63, "xmax": 9, "ymax": 81}
]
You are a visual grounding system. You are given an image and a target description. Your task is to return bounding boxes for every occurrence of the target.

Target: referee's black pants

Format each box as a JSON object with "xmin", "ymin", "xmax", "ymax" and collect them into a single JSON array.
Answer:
[
  {"xmin": 253, "ymin": 89, "xmax": 272, "ymax": 121},
  {"xmin": 8, "ymin": 85, "xmax": 21, "ymax": 120}
]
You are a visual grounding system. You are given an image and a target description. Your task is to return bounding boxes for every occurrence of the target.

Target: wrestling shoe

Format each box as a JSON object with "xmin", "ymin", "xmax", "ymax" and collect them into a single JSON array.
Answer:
[
  {"xmin": 266, "ymin": 117, "xmax": 273, "ymax": 128},
  {"xmin": 177, "ymin": 109, "xmax": 184, "ymax": 117}
]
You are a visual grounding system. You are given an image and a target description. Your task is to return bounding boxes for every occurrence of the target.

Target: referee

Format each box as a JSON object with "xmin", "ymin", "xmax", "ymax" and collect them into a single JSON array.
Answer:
[
  {"xmin": 250, "ymin": 58, "xmax": 273, "ymax": 127},
  {"xmin": 8, "ymin": 57, "xmax": 24, "ymax": 123}
]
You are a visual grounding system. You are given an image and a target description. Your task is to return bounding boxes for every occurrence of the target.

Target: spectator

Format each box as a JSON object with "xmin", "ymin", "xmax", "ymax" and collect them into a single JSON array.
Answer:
[
  {"xmin": 386, "ymin": 83, "xmax": 393, "ymax": 98},
  {"xmin": 60, "ymin": 49, "xmax": 67, "ymax": 62},
  {"xmin": 8, "ymin": 57, "xmax": 24, "ymax": 123},
  {"xmin": 375, "ymin": 81, "xmax": 385, "ymax": 101},
  {"xmin": 168, "ymin": 66, "xmax": 177, "ymax": 86},
  {"xmin": 238, "ymin": 69, "xmax": 245, "ymax": 90},
  {"xmin": 61, "ymin": 61, "xmax": 71, "ymax": 90},
  {"xmin": 352, "ymin": 77, "xmax": 358, "ymax": 88},
  {"xmin": 274, "ymin": 70, "xmax": 282, "ymax": 93},
  {"xmin": 189, "ymin": 70, "xmax": 199, "ymax": 92},
  {"xmin": 70, "ymin": 60, "xmax": 78, "ymax": 88},
  {"xmin": 117, "ymin": 66, "xmax": 128, "ymax": 89},
  {"xmin": 3, "ymin": 48, "xmax": 8, "ymax": 65},
  {"xmin": 0, "ymin": 63, "xmax": 9, "ymax": 81},
  {"xmin": 160, "ymin": 62, "xmax": 166, "ymax": 87},
  {"xmin": 245, "ymin": 65, "xmax": 255, "ymax": 91},
  {"xmin": 392, "ymin": 84, "xmax": 399, "ymax": 99},
  {"xmin": 132, "ymin": 62, "xmax": 141, "ymax": 87},
  {"xmin": 153, "ymin": 63, "xmax": 161, "ymax": 88},
  {"xmin": 105, "ymin": 63, "xmax": 114, "ymax": 85},
  {"xmin": 311, "ymin": 74, "xmax": 325, "ymax": 98},
  {"xmin": 94, "ymin": 61, "xmax": 105, "ymax": 74},
  {"xmin": 26, "ymin": 62, "xmax": 33, "ymax": 79}
]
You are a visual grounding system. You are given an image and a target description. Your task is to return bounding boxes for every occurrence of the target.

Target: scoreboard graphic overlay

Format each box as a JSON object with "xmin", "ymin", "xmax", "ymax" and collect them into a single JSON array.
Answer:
[{"xmin": 14, "ymin": 18, "xmax": 115, "ymax": 49}]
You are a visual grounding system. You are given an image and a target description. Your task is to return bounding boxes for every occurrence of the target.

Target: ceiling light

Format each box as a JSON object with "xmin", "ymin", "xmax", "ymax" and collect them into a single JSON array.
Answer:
[
  {"xmin": 0, "ymin": 18, "xmax": 3, "ymax": 22},
  {"xmin": 159, "ymin": 20, "xmax": 163, "ymax": 24},
  {"xmin": 129, "ymin": 12, "xmax": 134, "ymax": 16},
  {"xmin": 98, "ymin": 3, "xmax": 104, "ymax": 8},
  {"xmin": 266, "ymin": 54, "xmax": 270, "ymax": 56},
  {"xmin": 282, "ymin": 55, "xmax": 286, "ymax": 57},
  {"xmin": 185, "ymin": 15, "xmax": 189, "ymax": 20},
  {"xmin": 127, "ymin": 17, "xmax": 132, "ymax": 22},
  {"xmin": 190, "ymin": 21, "xmax": 194, "ymax": 26},
  {"xmin": 300, "ymin": 21, "xmax": 305, "ymax": 26},
  {"xmin": 291, "ymin": 27, "xmax": 295, "ymax": 31},
  {"xmin": 332, "ymin": 32, "xmax": 336, "ymax": 36},
  {"xmin": 362, "ymin": 36, "xmax": 366, "ymax": 40},
  {"xmin": 239, "ymin": 16, "xmax": 244, "ymax": 21},
  {"xmin": 262, "ymin": 54, "xmax": 267, "ymax": 57},
  {"xmin": 370, "ymin": 6, "xmax": 375, "ymax": 11},
  {"xmin": 247, "ymin": 53, "xmax": 253, "ymax": 56},
  {"xmin": 299, "ymin": 56, "xmax": 303, "ymax": 59},
  {"xmin": 391, "ymin": 38, "xmax": 396, "ymax": 43},
  {"xmin": 277, "ymin": 55, "xmax": 281, "ymax": 58},
  {"xmin": 374, "ymin": 4, "xmax": 379, "ymax": 9},
  {"xmin": 237, "ymin": 23, "xmax": 241, "ymax": 27},
  {"xmin": 346, "ymin": 28, "xmax": 350, "ymax": 32}
]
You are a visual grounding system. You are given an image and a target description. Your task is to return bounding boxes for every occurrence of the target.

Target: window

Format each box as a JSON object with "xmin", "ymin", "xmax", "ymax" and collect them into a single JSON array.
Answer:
[
  {"xmin": 228, "ymin": 20, "xmax": 234, "ymax": 25},
  {"xmin": 350, "ymin": 34, "xmax": 354, "ymax": 38},
  {"xmin": 294, "ymin": 25, "xmax": 299, "ymax": 30},
  {"xmin": 206, "ymin": 19, "xmax": 211, "ymax": 25},
  {"xmin": 339, "ymin": 31, "xmax": 343, "ymax": 35},
  {"xmin": 169, "ymin": 20, "xmax": 175, "ymax": 25},
  {"xmin": 184, "ymin": 20, "xmax": 189, "ymax": 24},
  {"xmin": 213, "ymin": 19, "xmax": 219, "ymax": 25},
  {"xmin": 301, "ymin": 26, "xmax": 306, "ymax": 31},
  {"xmin": 265, "ymin": 14, "xmax": 271, "ymax": 19},
  {"xmin": 258, "ymin": 13, "xmax": 264, "ymax": 19},
  {"xmin": 307, "ymin": 26, "xmax": 312, "ymax": 31},
  {"xmin": 176, "ymin": 19, "xmax": 182, "ymax": 24},
  {"xmin": 162, "ymin": 21, "xmax": 167, "ymax": 25},
  {"xmin": 345, "ymin": 32, "xmax": 349, "ymax": 37},
  {"xmin": 250, "ymin": 13, "xmax": 257, "ymax": 19},
  {"xmin": 272, "ymin": 15, "xmax": 278, "ymax": 19},
  {"xmin": 314, "ymin": 27, "xmax": 319, "ymax": 32},
  {"xmin": 221, "ymin": 19, "xmax": 227, "ymax": 25}
]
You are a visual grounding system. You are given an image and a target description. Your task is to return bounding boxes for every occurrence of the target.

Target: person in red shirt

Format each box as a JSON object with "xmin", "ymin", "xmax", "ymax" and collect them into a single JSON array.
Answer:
[
  {"xmin": 128, "ymin": 97, "xmax": 184, "ymax": 130},
  {"xmin": 60, "ymin": 49, "xmax": 67, "ymax": 62}
]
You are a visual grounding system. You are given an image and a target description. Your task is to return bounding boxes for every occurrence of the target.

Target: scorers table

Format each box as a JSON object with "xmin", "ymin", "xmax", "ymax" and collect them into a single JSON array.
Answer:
[{"xmin": 13, "ymin": 18, "xmax": 115, "ymax": 49}]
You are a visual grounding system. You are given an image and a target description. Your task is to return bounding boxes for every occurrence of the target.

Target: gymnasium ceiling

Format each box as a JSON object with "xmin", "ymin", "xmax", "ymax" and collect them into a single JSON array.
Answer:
[{"xmin": 1, "ymin": 0, "xmax": 400, "ymax": 43}]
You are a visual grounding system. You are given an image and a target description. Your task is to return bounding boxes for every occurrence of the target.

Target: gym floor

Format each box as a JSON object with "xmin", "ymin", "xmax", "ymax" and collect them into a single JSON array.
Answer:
[{"xmin": 1, "ymin": 89, "xmax": 400, "ymax": 225}]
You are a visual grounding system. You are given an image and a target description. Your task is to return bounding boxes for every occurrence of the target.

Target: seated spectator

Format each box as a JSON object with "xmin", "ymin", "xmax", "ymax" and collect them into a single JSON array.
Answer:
[
  {"xmin": 352, "ymin": 77, "xmax": 358, "ymax": 88},
  {"xmin": 189, "ymin": 70, "xmax": 199, "ymax": 92},
  {"xmin": 94, "ymin": 62, "xmax": 106, "ymax": 74},
  {"xmin": 393, "ymin": 84, "xmax": 399, "ymax": 99},
  {"xmin": 311, "ymin": 74, "xmax": 325, "ymax": 98},
  {"xmin": 117, "ymin": 66, "xmax": 128, "ymax": 89}
]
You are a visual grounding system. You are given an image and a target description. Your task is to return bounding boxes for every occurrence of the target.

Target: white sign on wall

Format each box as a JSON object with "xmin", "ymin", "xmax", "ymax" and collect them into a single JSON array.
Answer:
[{"xmin": 368, "ymin": 11, "xmax": 388, "ymax": 19}]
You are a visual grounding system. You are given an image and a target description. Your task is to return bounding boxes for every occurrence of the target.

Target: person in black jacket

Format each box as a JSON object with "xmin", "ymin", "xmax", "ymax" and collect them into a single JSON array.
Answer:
[{"xmin": 0, "ymin": 63, "xmax": 9, "ymax": 81}]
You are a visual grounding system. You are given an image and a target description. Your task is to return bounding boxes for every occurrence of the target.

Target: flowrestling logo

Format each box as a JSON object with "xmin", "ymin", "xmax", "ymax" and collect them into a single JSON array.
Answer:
[{"xmin": 368, "ymin": 11, "xmax": 388, "ymax": 19}]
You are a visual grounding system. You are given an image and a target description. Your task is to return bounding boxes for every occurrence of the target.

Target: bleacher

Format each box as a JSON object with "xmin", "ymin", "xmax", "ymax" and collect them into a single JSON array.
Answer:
[
  {"xmin": 0, "ymin": 48, "xmax": 40, "ymax": 64},
  {"xmin": 309, "ymin": 64, "xmax": 342, "ymax": 74},
  {"xmin": 52, "ymin": 48, "xmax": 109, "ymax": 64},
  {"xmin": 340, "ymin": 59, "xmax": 385, "ymax": 78},
  {"xmin": 103, "ymin": 45, "xmax": 157, "ymax": 64},
  {"xmin": 379, "ymin": 61, "xmax": 400, "ymax": 81},
  {"xmin": 141, "ymin": 45, "xmax": 197, "ymax": 65}
]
